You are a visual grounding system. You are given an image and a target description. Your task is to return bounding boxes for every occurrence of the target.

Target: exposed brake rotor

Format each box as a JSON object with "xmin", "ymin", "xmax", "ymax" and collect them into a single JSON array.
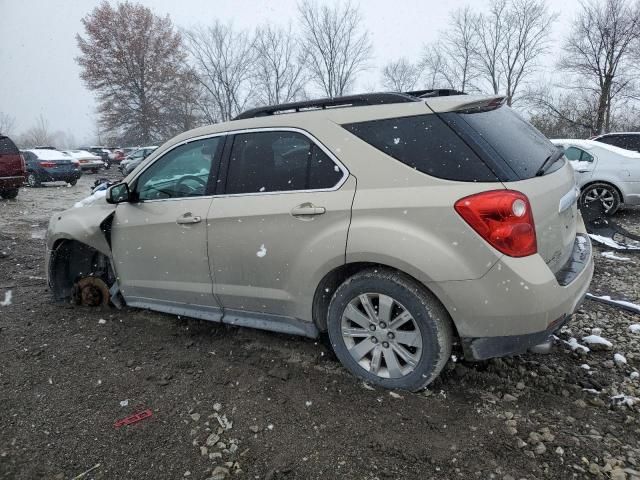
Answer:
[{"xmin": 72, "ymin": 276, "xmax": 111, "ymax": 307}]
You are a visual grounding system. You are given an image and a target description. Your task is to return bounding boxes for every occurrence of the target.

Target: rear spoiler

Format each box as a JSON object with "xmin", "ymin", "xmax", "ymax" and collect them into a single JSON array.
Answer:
[{"xmin": 425, "ymin": 95, "xmax": 508, "ymax": 114}]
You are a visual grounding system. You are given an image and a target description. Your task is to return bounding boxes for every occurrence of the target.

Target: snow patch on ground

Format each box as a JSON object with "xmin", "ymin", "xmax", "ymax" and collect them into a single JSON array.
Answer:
[
  {"xmin": 629, "ymin": 324, "xmax": 640, "ymax": 334},
  {"xmin": 611, "ymin": 394, "xmax": 638, "ymax": 407},
  {"xmin": 588, "ymin": 294, "xmax": 640, "ymax": 314},
  {"xmin": 73, "ymin": 189, "xmax": 107, "ymax": 208},
  {"xmin": 0, "ymin": 290, "xmax": 12, "ymax": 306},
  {"xmin": 589, "ymin": 234, "xmax": 640, "ymax": 250},
  {"xmin": 582, "ymin": 335, "xmax": 613, "ymax": 348},
  {"xmin": 601, "ymin": 251, "xmax": 632, "ymax": 261},
  {"xmin": 563, "ymin": 337, "xmax": 590, "ymax": 353},
  {"xmin": 614, "ymin": 353, "xmax": 627, "ymax": 365}
]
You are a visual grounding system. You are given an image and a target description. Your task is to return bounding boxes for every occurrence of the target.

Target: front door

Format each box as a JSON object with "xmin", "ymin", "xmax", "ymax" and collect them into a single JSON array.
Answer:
[
  {"xmin": 207, "ymin": 129, "xmax": 355, "ymax": 324},
  {"xmin": 111, "ymin": 136, "xmax": 224, "ymax": 318}
]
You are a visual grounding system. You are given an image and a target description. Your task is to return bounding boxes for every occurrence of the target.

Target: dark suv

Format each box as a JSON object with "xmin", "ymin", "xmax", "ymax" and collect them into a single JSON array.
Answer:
[
  {"xmin": 591, "ymin": 132, "xmax": 640, "ymax": 153},
  {"xmin": 0, "ymin": 135, "xmax": 25, "ymax": 199}
]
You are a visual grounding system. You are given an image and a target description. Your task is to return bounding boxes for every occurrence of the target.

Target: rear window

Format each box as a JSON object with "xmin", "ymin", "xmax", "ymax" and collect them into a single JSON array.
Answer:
[
  {"xmin": 0, "ymin": 136, "xmax": 19, "ymax": 155},
  {"xmin": 343, "ymin": 114, "xmax": 498, "ymax": 182},
  {"xmin": 441, "ymin": 106, "xmax": 557, "ymax": 180}
]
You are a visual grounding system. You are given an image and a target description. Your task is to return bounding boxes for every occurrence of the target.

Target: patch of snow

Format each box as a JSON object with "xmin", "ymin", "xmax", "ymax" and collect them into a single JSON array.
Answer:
[
  {"xmin": 389, "ymin": 391, "xmax": 403, "ymax": 399},
  {"xmin": 601, "ymin": 251, "xmax": 632, "ymax": 261},
  {"xmin": 582, "ymin": 335, "xmax": 613, "ymax": 348},
  {"xmin": 589, "ymin": 234, "xmax": 640, "ymax": 250},
  {"xmin": 588, "ymin": 294, "xmax": 640, "ymax": 314},
  {"xmin": 256, "ymin": 244, "xmax": 267, "ymax": 258},
  {"xmin": 361, "ymin": 382, "xmax": 375, "ymax": 391},
  {"xmin": 629, "ymin": 324, "xmax": 640, "ymax": 334},
  {"xmin": 0, "ymin": 290, "xmax": 12, "ymax": 306},
  {"xmin": 120, "ymin": 399, "xmax": 129, "ymax": 407},
  {"xmin": 611, "ymin": 394, "xmax": 638, "ymax": 407},
  {"xmin": 614, "ymin": 353, "xmax": 627, "ymax": 365},
  {"xmin": 98, "ymin": 318, "xmax": 106, "ymax": 325},
  {"xmin": 580, "ymin": 364, "xmax": 591, "ymax": 370},
  {"xmin": 630, "ymin": 372, "xmax": 639, "ymax": 380},
  {"xmin": 305, "ymin": 401, "xmax": 312, "ymax": 407},
  {"xmin": 73, "ymin": 189, "xmax": 107, "ymax": 208},
  {"xmin": 564, "ymin": 337, "xmax": 590, "ymax": 353}
]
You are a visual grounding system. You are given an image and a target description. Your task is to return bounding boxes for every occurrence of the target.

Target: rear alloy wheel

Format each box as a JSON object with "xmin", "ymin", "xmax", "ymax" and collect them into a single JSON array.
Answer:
[
  {"xmin": 327, "ymin": 269, "xmax": 452, "ymax": 391},
  {"xmin": 27, "ymin": 173, "xmax": 41, "ymax": 188},
  {"xmin": 68, "ymin": 179, "xmax": 77, "ymax": 186},
  {"xmin": 580, "ymin": 182, "xmax": 621, "ymax": 215},
  {"xmin": 0, "ymin": 188, "xmax": 19, "ymax": 199}
]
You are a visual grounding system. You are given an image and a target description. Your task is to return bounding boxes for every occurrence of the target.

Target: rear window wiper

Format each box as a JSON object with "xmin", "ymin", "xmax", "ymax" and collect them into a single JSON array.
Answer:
[{"xmin": 536, "ymin": 147, "xmax": 565, "ymax": 177}]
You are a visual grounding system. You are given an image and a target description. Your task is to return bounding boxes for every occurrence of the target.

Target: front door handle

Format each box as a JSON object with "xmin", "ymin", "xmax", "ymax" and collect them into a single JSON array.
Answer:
[
  {"xmin": 291, "ymin": 203, "xmax": 326, "ymax": 217},
  {"xmin": 176, "ymin": 212, "xmax": 201, "ymax": 224}
]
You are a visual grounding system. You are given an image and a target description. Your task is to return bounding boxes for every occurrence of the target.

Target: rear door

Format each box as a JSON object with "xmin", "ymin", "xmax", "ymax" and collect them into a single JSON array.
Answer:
[{"xmin": 206, "ymin": 128, "xmax": 354, "ymax": 322}]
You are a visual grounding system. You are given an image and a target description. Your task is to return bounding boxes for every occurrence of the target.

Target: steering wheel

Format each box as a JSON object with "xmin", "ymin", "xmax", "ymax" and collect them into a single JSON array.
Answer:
[{"xmin": 174, "ymin": 175, "xmax": 207, "ymax": 196}]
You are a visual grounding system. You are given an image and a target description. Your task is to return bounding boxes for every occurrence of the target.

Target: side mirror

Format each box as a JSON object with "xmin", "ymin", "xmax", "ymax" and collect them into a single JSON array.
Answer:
[{"xmin": 106, "ymin": 183, "xmax": 131, "ymax": 204}]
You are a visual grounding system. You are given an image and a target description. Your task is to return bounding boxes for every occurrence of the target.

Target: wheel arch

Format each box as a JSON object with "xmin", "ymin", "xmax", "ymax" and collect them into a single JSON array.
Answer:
[{"xmin": 312, "ymin": 261, "xmax": 460, "ymax": 340}]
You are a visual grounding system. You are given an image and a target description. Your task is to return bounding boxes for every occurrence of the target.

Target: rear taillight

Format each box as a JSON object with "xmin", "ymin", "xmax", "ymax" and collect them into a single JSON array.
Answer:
[
  {"xmin": 39, "ymin": 161, "xmax": 56, "ymax": 168},
  {"xmin": 454, "ymin": 190, "xmax": 537, "ymax": 257}
]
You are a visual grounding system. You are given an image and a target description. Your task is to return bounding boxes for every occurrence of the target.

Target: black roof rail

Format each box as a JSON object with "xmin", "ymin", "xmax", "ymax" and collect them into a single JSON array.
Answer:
[{"xmin": 233, "ymin": 89, "xmax": 466, "ymax": 120}]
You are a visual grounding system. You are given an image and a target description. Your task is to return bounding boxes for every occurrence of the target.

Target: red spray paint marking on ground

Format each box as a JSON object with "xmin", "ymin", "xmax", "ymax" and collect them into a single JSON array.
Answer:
[{"xmin": 114, "ymin": 409, "xmax": 153, "ymax": 429}]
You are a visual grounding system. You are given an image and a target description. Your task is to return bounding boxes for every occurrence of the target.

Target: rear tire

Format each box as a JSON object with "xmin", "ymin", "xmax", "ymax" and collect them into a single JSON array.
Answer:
[
  {"xmin": 27, "ymin": 173, "xmax": 41, "ymax": 188},
  {"xmin": 327, "ymin": 269, "xmax": 452, "ymax": 391},
  {"xmin": 0, "ymin": 188, "xmax": 19, "ymax": 199},
  {"xmin": 580, "ymin": 182, "xmax": 621, "ymax": 215},
  {"xmin": 68, "ymin": 179, "xmax": 77, "ymax": 186}
]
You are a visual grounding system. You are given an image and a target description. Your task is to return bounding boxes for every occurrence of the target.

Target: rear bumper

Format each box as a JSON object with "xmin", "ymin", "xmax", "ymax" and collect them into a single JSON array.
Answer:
[
  {"xmin": 431, "ymin": 221, "xmax": 594, "ymax": 360},
  {"xmin": 79, "ymin": 163, "xmax": 103, "ymax": 171},
  {"xmin": 37, "ymin": 169, "xmax": 82, "ymax": 182},
  {"xmin": 0, "ymin": 175, "xmax": 25, "ymax": 189}
]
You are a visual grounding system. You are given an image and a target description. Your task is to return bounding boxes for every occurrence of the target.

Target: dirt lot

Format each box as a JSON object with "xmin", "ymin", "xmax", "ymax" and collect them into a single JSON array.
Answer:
[{"xmin": 1, "ymin": 171, "xmax": 639, "ymax": 480}]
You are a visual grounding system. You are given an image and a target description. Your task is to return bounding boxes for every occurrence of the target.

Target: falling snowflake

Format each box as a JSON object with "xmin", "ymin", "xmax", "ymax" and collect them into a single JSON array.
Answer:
[{"xmin": 256, "ymin": 244, "xmax": 267, "ymax": 258}]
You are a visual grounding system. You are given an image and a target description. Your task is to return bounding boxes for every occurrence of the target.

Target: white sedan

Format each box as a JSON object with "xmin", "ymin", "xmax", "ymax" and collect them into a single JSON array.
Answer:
[
  {"xmin": 62, "ymin": 150, "xmax": 105, "ymax": 173},
  {"xmin": 551, "ymin": 139, "xmax": 640, "ymax": 215}
]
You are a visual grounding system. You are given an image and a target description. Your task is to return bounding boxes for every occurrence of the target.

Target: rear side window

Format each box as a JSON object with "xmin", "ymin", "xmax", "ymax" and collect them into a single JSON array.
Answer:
[
  {"xmin": 0, "ymin": 136, "xmax": 19, "ymax": 155},
  {"xmin": 441, "ymin": 106, "xmax": 557, "ymax": 180},
  {"xmin": 225, "ymin": 131, "xmax": 343, "ymax": 194},
  {"xmin": 598, "ymin": 134, "xmax": 640, "ymax": 152},
  {"xmin": 343, "ymin": 115, "xmax": 498, "ymax": 182}
]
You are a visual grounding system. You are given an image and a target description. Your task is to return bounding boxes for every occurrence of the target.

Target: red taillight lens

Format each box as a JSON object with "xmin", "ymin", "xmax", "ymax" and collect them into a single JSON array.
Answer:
[
  {"xmin": 454, "ymin": 190, "xmax": 537, "ymax": 257},
  {"xmin": 39, "ymin": 161, "xmax": 56, "ymax": 168}
]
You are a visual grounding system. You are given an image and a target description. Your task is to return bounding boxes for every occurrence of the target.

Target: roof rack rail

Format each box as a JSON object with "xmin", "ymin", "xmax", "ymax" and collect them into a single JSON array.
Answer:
[
  {"xmin": 233, "ymin": 93, "xmax": 418, "ymax": 120},
  {"xmin": 233, "ymin": 89, "xmax": 466, "ymax": 120}
]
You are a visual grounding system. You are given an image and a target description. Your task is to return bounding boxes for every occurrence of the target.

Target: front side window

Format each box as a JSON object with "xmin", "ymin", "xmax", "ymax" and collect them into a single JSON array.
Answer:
[
  {"xmin": 225, "ymin": 131, "xmax": 343, "ymax": 194},
  {"xmin": 136, "ymin": 137, "xmax": 221, "ymax": 201}
]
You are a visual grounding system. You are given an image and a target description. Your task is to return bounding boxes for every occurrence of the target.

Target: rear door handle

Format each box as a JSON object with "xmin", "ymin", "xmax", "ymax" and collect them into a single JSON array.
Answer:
[
  {"xmin": 176, "ymin": 213, "xmax": 201, "ymax": 224},
  {"xmin": 291, "ymin": 204, "xmax": 326, "ymax": 217}
]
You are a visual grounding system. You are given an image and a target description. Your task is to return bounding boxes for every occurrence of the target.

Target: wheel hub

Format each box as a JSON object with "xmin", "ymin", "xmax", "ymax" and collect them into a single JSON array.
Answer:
[{"xmin": 341, "ymin": 293, "xmax": 423, "ymax": 379}]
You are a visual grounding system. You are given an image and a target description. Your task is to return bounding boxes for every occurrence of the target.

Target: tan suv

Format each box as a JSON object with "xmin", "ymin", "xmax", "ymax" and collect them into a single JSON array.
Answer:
[{"xmin": 46, "ymin": 91, "xmax": 593, "ymax": 391}]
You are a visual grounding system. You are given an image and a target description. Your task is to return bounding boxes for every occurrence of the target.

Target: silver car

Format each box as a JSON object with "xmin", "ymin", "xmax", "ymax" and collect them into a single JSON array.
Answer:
[{"xmin": 551, "ymin": 139, "xmax": 640, "ymax": 214}]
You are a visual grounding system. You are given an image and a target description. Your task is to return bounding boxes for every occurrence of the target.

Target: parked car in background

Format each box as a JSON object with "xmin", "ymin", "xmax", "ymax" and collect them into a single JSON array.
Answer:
[
  {"xmin": 62, "ymin": 149, "xmax": 104, "ymax": 173},
  {"xmin": 551, "ymin": 138, "xmax": 640, "ymax": 215},
  {"xmin": 80, "ymin": 146, "xmax": 112, "ymax": 169},
  {"xmin": 0, "ymin": 135, "xmax": 26, "ymax": 199},
  {"xmin": 22, "ymin": 149, "xmax": 82, "ymax": 187},
  {"xmin": 119, "ymin": 146, "xmax": 158, "ymax": 175},
  {"xmin": 47, "ymin": 91, "xmax": 593, "ymax": 391},
  {"xmin": 591, "ymin": 132, "xmax": 640, "ymax": 153}
]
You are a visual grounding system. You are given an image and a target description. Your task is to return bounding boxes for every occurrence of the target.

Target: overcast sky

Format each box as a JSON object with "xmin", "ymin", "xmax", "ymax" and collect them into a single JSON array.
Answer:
[{"xmin": 0, "ymin": 0, "xmax": 580, "ymax": 143}]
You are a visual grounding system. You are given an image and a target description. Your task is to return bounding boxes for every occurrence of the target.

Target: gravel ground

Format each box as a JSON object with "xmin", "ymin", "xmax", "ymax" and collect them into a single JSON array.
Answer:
[{"xmin": 1, "ymin": 171, "xmax": 639, "ymax": 480}]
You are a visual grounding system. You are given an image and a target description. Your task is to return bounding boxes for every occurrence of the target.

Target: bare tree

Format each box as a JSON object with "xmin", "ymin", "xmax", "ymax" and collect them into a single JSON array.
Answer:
[
  {"xmin": 76, "ymin": 2, "xmax": 190, "ymax": 144},
  {"xmin": 421, "ymin": 45, "xmax": 456, "ymax": 89},
  {"xmin": 298, "ymin": 0, "xmax": 372, "ymax": 97},
  {"xmin": 19, "ymin": 115, "xmax": 56, "ymax": 147},
  {"xmin": 560, "ymin": 0, "xmax": 640, "ymax": 133},
  {"xmin": 442, "ymin": 7, "xmax": 480, "ymax": 92},
  {"xmin": 474, "ymin": 0, "xmax": 557, "ymax": 105},
  {"xmin": 0, "ymin": 112, "xmax": 16, "ymax": 136},
  {"xmin": 381, "ymin": 58, "xmax": 422, "ymax": 91},
  {"xmin": 254, "ymin": 25, "xmax": 307, "ymax": 105},
  {"xmin": 185, "ymin": 22, "xmax": 256, "ymax": 122}
]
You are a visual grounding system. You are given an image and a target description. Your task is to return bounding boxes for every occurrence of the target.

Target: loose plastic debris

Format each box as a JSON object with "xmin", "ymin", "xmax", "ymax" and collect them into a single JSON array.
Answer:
[{"xmin": 114, "ymin": 408, "xmax": 153, "ymax": 428}]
